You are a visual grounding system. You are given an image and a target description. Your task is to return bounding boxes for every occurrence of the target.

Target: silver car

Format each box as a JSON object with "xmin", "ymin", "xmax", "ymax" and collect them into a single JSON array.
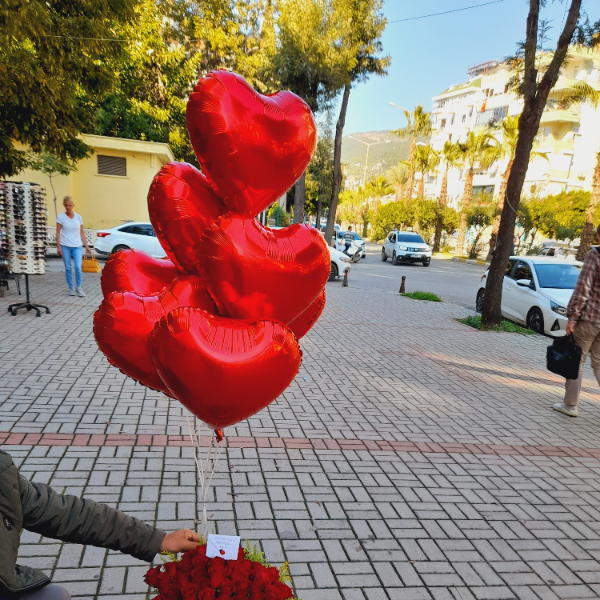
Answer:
[{"xmin": 382, "ymin": 231, "xmax": 432, "ymax": 267}]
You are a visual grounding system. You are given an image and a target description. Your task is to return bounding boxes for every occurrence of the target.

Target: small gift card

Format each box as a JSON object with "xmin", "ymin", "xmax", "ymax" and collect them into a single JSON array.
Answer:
[{"xmin": 206, "ymin": 534, "xmax": 241, "ymax": 560}]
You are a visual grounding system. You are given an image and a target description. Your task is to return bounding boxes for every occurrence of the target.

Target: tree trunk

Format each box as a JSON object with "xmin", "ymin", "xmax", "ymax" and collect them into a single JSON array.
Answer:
[
  {"xmin": 404, "ymin": 138, "xmax": 417, "ymax": 199},
  {"xmin": 417, "ymin": 173, "xmax": 425, "ymax": 198},
  {"xmin": 481, "ymin": 0, "xmax": 582, "ymax": 328},
  {"xmin": 315, "ymin": 196, "xmax": 322, "ymax": 231},
  {"xmin": 576, "ymin": 149, "xmax": 600, "ymax": 261},
  {"xmin": 395, "ymin": 185, "xmax": 403, "ymax": 202},
  {"xmin": 293, "ymin": 171, "xmax": 306, "ymax": 224},
  {"xmin": 433, "ymin": 167, "xmax": 449, "ymax": 252},
  {"xmin": 325, "ymin": 83, "xmax": 351, "ymax": 246},
  {"xmin": 455, "ymin": 166, "xmax": 474, "ymax": 256},
  {"xmin": 488, "ymin": 158, "xmax": 514, "ymax": 258}
]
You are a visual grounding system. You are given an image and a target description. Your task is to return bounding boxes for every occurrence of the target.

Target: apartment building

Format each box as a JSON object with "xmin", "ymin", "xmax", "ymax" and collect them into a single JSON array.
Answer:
[{"xmin": 425, "ymin": 47, "xmax": 600, "ymax": 207}]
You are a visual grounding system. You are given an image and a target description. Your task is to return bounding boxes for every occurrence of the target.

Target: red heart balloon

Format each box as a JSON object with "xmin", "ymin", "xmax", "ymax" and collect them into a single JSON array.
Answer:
[
  {"xmin": 148, "ymin": 162, "xmax": 227, "ymax": 275},
  {"xmin": 150, "ymin": 307, "xmax": 302, "ymax": 429},
  {"xmin": 187, "ymin": 71, "xmax": 317, "ymax": 216},
  {"xmin": 287, "ymin": 290, "xmax": 326, "ymax": 339},
  {"xmin": 101, "ymin": 249, "xmax": 182, "ymax": 298},
  {"xmin": 198, "ymin": 216, "xmax": 330, "ymax": 325},
  {"xmin": 94, "ymin": 276, "xmax": 217, "ymax": 395}
]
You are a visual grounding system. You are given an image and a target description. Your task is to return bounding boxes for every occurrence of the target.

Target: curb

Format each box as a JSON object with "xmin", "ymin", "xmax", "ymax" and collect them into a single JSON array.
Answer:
[{"xmin": 451, "ymin": 256, "xmax": 489, "ymax": 267}]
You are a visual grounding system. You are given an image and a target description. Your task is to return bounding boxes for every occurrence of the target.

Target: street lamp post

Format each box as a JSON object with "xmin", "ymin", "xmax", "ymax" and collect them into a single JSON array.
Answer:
[{"xmin": 348, "ymin": 135, "xmax": 391, "ymax": 187}]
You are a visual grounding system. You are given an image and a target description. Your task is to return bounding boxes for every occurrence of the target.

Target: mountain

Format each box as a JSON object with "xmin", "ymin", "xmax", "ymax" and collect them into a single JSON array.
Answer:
[{"xmin": 341, "ymin": 130, "xmax": 412, "ymax": 184}]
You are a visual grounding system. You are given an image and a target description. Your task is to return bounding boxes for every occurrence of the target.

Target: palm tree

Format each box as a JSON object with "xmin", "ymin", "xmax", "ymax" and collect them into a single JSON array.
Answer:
[
  {"xmin": 387, "ymin": 162, "xmax": 409, "ymax": 201},
  {"xmin": 455, "ymin": 130, "xmax": 499, "ymax": 256},
  {"xmin": 434, "ymin": 141, "xmax": 462, "ymax": 252},
  {"xmin": 414, "ymin": 145, "xmax": 440, "ymax": 197},
  {"xmin": 392, "ymin": 105, "xmax": 432, "ymax": 199},
  {"xmin": 362, "ymin": 176, "xmax": 393, "ymax": 237},
  {"xmin": 561, "ymin": 82, "xmax": 600, "ymax": 260}
]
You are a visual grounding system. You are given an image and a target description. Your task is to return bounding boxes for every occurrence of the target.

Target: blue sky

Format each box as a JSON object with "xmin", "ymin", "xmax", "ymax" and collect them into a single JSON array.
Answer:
[{"xmin": 344, "ymin": 0, "xmax": 585, "ymax": 134}]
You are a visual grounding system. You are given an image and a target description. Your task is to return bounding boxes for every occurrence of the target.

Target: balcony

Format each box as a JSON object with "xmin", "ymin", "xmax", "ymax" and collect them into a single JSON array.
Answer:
[
  {"xmin": 535, "ymin": 138, "xmax": 575, "ymax": 154},
  {"xmin": 539, "ymin": 106, "xmax": 580, "ymax": 125}
]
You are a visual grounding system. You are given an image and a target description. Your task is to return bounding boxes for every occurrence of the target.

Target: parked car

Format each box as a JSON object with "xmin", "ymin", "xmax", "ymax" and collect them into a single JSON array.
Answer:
[
  {"xmin": 382, "ymin": 231, "xmax": 432, "ymax": 266},
  {"xmin": 94, "ymin": 222, "xmax": 167, "ymax": 258},
  {"xmin": 334, "ymin": 230, "xmax": 366, "ymax": 259},
  {"xmin": 476, "ymin": 256, "xmax": 582, "ymax": 335},
  {"xmin": 329, "ymin": 246, "xmax": 352, "ymax": 281}
]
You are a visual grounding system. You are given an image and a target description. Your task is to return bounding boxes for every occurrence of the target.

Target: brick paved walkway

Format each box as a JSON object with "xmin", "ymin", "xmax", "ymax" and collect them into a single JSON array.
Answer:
[{"xmin": 2, "ymin": 268, "xmax": 600, "ymax": 600}]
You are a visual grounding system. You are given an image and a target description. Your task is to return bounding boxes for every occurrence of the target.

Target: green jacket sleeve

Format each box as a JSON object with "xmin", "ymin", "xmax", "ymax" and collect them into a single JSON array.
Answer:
[{"xmin": 19, "ymin": 474, "xmax": 166, "ymax": 562}]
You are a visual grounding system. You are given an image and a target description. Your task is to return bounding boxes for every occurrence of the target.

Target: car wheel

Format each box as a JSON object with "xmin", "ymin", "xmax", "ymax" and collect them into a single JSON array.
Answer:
[
  {"xmin": 527, "ymin": 307, "xmax": 544, "ymax": 334},
  {"xmin": 476, "ymin": 289, "xmax": 485, "ymax": 313},
  {"xmin": 392, "ymin": 251, "xmax": 398, "ymax": 265},
  {"xmin": 381, "ymin": 248, "xmax": 387, "ymax": 262},
  {"xmin": 422, "ymin": 259, "xmax": 430, "ymax": 267},
  {"xmin": 328, "ymin": 262, "xmax": 338, "ymax": 282},
  {"xmin": 111, "ymin": 244, "xmax": 130, "ymax": 254}
]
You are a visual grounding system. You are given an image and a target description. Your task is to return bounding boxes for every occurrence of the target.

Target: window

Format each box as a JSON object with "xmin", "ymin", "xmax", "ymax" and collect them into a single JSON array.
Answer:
[
  {"xmin": 505, "ymin": 259, "xmax": 517, "ymax": 277},
  {"xmin": 573, "ymin": 125, "xmax": 580, "ymax": 133},
  {"xmin": 513, "ymin": 261, "xmax": 533, "ymax": 282},
  {"xmin": 450, "ymin": 114, "xmax": 455, "ymax": 125},
  {"xmin": 440, "ymin": 119, "xmax": 446, "ymax": 130},
  {"xmin": 534, "ymin": 263, "xmax": 581, "ymax": 289},
  {"xmin": 391, "ymin": 234, "xmax": 397, "ymax": 243},
  {"xmin": 469, "ymin": 107, "xmax": 473, "ymax": 118},
  {"xmin": 97, "ymin": 155, "xmax": 127, "ymax": 177},
  {"xmin": 397, "ymin": 233, "xmax": 425, "ymax": 244},
  {"xmin": 462, "ymin": 114, "xmax": 466, "ymax": 123},
  {"xmin": 130, "ymin": 225, "xmax": 155, "ymax": 236}
]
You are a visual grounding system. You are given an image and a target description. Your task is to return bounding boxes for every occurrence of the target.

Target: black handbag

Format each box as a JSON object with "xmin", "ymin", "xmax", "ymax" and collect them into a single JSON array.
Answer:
[{"xmin": 546, "ymin": 333, "xmax": 582, "ymax": 380}]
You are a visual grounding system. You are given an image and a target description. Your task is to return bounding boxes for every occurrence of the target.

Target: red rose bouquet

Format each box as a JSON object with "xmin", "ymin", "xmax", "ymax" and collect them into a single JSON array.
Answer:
[{"xmin": 144, "ymin": 543, "xmax": 296, "ymax": 600}]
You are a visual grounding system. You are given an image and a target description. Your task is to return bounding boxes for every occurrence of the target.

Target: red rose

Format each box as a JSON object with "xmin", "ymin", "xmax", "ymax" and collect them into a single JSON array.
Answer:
[
  {"xmin": 232, "ymin": 562, "xmax": 251, "ymax": 580},
  {"xmin": 161, "ymin": 582, "xmax": 179, "ymax": 600},
  {"xmin": 181, "ymin": 583, "xmax": 199, "ymax": 600},
  {"xmin": 157, "ymin": 571, "xmax": 172, "ymax": 592},
  {"xmin": 193, "ymin": 576, "xmax": 210, "ymax": 590},
  {"xmin": 193, "ymin": 554, "xmax": 210, "ymax": 569},
  {"xmin": 176, "ymin": 570, "xmax": 191, "ymax": 587},
  {"xmin": 219, "ymin": 580, "xmax": 236, "ymax": 597},
  {"xmin": 208, "ymin": 565, "xmax": 225, "ymax": 589},
  {"xmin": 249, "ymin": 593, "xmax": 264, "ymax": 600},
  {"xmin": 145, "ymin": 566, "xmax": 162, "ymax": 589},
  {"xmin": 272, "ymin": 581, "xmax": 293, "ymax": 600},
  {"xmin": 235, "ymin": 579, "xmax": 250, "ymax": 594},
  {"xmin": 191, "ymin": 566, "xmax": 209, "ymax": 580},
  {"xmin": 237, "ymin": 548, "xmax": 245, "ymax": 560},
  {"xmin": 164, "ymin": 562, "xmax": 178, "ymax": 578},
  {"xmin": 199, "ymin": 589, "xmax": 216, "ymax": 600}
]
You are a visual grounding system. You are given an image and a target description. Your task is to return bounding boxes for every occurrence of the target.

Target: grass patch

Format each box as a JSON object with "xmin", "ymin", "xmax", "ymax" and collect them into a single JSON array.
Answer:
[
  {"xmin": 401, "ymin": 291, "xmax": 442, "ymax": 302},
  {"xmin": 460, "ymin": 314, "xmax": 536, "ymax": 335}
]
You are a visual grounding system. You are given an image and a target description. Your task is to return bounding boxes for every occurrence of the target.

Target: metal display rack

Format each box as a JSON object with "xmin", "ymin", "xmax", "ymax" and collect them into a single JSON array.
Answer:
[{"xmin": 0, "ymin": 181, "xmax": 50, "ymax": 316}]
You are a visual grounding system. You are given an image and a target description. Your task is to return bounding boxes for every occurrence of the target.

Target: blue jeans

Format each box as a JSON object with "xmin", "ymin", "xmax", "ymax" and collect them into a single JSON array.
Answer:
[{"xmin": 61, "ymin": 245, "xmax": 83, "ymax": 290}]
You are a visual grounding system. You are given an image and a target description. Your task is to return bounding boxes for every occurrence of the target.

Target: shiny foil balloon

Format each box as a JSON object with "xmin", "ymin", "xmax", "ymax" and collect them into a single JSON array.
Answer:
[
  {"xmin": 101, "ymin": 249, "xmax": 182, "ymax": 298},
  {"xmin": 148, "ymin": 162, "xmax": 227, "ymax": 275},
  {"xmin": 187, "ymin": 71, "xmax": 317, "ymax": 216},
  {"xmin": 198, "ymin": 216, "xmax": 330, "ymax": 325},
  {"xmin": 287, "ymin": 290, "xmax": 326, "ymax": 339},
  {"xmin": 94, "ymin": 276, "xmax": 217, "ymax": 395},
  {"xmin": 150, "ymin": 307, "xmax": 302, "ymax": 429}
]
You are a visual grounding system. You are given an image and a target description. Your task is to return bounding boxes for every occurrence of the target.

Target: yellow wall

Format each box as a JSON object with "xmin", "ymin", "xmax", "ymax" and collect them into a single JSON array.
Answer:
[{"xmin": 6, "ymin": 135, "xmax": 174, "ymax": 229}]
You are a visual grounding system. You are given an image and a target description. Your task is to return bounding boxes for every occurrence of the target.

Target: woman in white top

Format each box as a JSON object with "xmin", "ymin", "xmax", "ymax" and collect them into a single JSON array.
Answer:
[{"xmin": 56, "ymin": 197, "xmax": 92, "ymax": 296}]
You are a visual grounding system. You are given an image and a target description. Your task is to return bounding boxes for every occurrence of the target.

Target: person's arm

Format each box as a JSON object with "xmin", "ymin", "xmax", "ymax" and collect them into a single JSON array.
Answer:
[
  {"xmin": 566, "ymin": 250, "xmax": 597, "ymax": 334},
  {"xmin": 19, "ymin": 473, "xmax": 198, "ymax": 560},
  {"xmin": 56, "ymin": 223, "xmax": 62, "ymax": 257},
  {"xmin": 80, "ymin": 223, "xmax": 92, "ymax": 256}
]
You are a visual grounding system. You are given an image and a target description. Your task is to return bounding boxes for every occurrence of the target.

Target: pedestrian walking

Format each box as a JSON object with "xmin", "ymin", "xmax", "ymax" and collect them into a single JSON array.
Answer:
[
  {"xmin": 555, "ymin": 230, "xmax": 600, "ymax": 417},
  {"xmin": 0, "ymin": 449, "xmax": 199, "ymax": 600},
  {"xmin": 56, "ymin": 197, "xmax": 92, "ymax": 297}
]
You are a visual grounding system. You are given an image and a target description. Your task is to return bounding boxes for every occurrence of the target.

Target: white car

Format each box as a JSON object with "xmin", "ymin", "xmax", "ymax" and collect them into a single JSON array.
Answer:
[
  {"xmin": 334, "ymin": 230, "xmax": 367, "ymax": 259},
  {"xmin": 329, "ymin": 246, "xmax": 352, "ymax": 281},
  {"xmin": 476, "ymin": 256, "xmax": 582, "ymax": 336},
  {"xmin": 95, "ymin": 222, "xmax": 167, "ymax": 258},
  {"xmin": 382, "ymin": 230, "xmax": 432, "ymax": 267}
]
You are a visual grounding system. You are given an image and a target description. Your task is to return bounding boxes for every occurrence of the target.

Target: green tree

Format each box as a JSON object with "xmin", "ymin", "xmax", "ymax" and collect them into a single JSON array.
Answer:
[
  {"xmin": 465, "ymin": 204, "xmax": 494, "ymax": 259},
  {"xmin": 434, "ymin": 141, "xmax": 461, "ymax": 251},
  {"xmin": 482, "ymin": 0, "xmax": 586, "ymax": 328},
  {"xmin": 362, "ymin": 176, "xmax": 393, "ymax": 237},
  {"xmin": 454, "ymin": 130, "xmax": 498, "ymax": 255},
  {"xmin": 392, "ymin": 105, "xmax": 432, "ymax": 199},
  {"xmin": 0, "ymin": 0, "xmax": 136, "ymax": 177},
  {"xmin": 370, "ymin": 199, "xmax": 415, "ymax": 241},
  {"xmin": 272, "ymin": 0, "xmax": 354, "ymax": 223},
  {"xmin": 306, "ymin": 116, "xmax": 335, "ymax": 228},
  {"xmin": 413, "ymin": 145, "xmax": 440, "ymax": 198},
  {"xmin": 325, "ymin": 0, "xmax": 389, "ymax": 246},
  {"xmin": 387, "ymin": 162, "xmax": 409, "ymax": 202},
  {"xmin": 28, "ymin": 152, "xmax": 77, "ymax": 219}
]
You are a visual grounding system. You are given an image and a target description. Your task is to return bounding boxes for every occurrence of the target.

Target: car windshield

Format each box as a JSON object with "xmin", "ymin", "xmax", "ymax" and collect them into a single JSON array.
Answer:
[
  {"xmin": 338, "ymin": 231, "xmax": 362, "ymax": 240},
  {"xmin": 534, "ymin": 263, "xmax": 581, "ymax": 289},
  {"xmin": 397, "ymin": 233, "xmax": 425, "ymax": 244}
]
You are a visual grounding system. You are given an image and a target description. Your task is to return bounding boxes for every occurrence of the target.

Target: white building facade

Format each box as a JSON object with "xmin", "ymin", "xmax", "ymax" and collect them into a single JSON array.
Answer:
[{"xmin": 426, "ymin": 48, "xmax": 600, "ymax": 207}]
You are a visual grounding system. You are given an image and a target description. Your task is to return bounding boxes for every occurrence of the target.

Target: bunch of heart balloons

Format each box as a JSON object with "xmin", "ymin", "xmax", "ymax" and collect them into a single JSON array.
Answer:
[{"xmin": 93, "ymin": 71, "xmax": 330, "ymax": 434}]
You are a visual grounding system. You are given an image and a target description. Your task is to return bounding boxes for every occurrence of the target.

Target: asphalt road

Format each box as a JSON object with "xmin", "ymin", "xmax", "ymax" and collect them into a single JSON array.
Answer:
[{"xmin": 344, "ymin": 242, "xmax": 484, "ymax": 310}]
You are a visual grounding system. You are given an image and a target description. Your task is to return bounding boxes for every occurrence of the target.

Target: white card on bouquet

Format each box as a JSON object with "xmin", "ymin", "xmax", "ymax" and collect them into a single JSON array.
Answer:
[{"xmin": 206, "ymin": 534, "xmax": 241, "ymax": 560}]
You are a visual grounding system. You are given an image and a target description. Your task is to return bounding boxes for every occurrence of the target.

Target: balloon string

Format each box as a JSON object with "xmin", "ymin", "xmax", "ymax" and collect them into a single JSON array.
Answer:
[{"xmin": 185, "ymin": 411, "xmax": 225, "ymax": 542}]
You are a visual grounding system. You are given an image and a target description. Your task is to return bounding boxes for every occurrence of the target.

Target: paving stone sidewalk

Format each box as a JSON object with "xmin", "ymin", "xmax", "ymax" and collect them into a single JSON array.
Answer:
[{"xmin": 2, "ymin": 270, "xmax": 600, "ymax": 600}]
